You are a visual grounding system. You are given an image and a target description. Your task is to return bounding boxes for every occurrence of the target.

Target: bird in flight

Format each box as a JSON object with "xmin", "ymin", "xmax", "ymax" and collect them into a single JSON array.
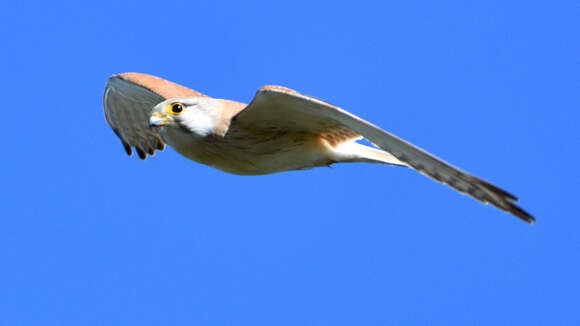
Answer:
[{"xmin": 103, "ymin": 72, "xmax": 535, "ymax": 224}]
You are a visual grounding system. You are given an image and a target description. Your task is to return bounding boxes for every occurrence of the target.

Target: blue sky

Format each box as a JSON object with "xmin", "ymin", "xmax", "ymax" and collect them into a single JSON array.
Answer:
[{"xmin": 1, "ymin": 1, "xmax": 578, "ymax": 325}]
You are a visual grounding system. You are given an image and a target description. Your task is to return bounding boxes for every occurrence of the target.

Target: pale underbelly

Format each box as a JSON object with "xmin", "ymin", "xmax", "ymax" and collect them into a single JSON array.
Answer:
[{"xmin": 161, "ymin": 128, "xmax": 334, "ymax": 175}]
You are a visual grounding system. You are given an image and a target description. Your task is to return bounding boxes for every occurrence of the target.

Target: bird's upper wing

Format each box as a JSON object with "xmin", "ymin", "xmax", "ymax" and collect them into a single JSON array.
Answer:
[
  {"xmin": 231, "ymin": 86, "xmax": 362, "ymax": 145},
  {"xmin": 103, "ymin": 72, "xmax": 207, "ymax": 159},
  {"xmin": 231, "ymin": 85, "xmax": 535, "ymax": 224}
]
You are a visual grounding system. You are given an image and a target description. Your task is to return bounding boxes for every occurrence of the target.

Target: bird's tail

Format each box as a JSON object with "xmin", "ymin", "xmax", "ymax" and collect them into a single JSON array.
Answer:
[{"xmin": 332, "ymin": 142, "xmax": 408, "ymax": 167}]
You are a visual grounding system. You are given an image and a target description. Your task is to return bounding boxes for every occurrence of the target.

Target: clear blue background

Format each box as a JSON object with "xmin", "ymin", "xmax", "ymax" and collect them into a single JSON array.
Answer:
[{"xmin": 1, "ymin": 1, "xmax": 578, "ymax": 325}]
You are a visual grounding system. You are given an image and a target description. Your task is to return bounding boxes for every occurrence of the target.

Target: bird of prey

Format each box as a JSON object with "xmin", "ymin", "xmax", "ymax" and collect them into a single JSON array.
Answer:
[{"xmin": 103, "ymin": 72, "xmax": 535, "ymax": 224}]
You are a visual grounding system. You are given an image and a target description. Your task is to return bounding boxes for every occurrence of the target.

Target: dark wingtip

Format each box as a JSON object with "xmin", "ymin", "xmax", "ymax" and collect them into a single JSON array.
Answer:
[
  {"xmin": 473, "ymin": 177, "xmax": 536, "ymax": 224},
  {"xmin": 154, "ymin": 138, "xmax": 165, "ymax": 151},
  {"xmin": 507, "ymin": 203, "xmax": 537, "ymax": 225},
  {"xmin": 473, "ymin": 176, "xmax": 518, "ymax": 202},
  {"xmin": 121, "ymin": 141, "xmax": 132, "ymax": 156},
  {"xmin": 111, "ymin": 128, "xmax": 133, "ymax": 156},
  {"xmin": 136, "ymin": 147, "xmax": 147, "ymax": 160}
]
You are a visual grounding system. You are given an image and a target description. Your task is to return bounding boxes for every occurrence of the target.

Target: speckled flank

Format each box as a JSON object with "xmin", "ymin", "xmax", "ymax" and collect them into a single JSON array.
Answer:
[{"xmin": 318, "ymin": 127, "xmax": 360, "ymax": 147}]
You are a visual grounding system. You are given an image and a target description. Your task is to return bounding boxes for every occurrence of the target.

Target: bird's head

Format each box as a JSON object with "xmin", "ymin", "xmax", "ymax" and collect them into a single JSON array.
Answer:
[{"xmin": 149, "ymin": 97, "xmax": 221, "ymax": 137}]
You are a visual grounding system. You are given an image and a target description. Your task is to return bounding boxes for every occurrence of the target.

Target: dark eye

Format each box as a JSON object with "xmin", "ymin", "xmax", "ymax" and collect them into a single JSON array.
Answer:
[{"xmin": 171, "ymin": 103, "xmax": 183, "ymax": 113}]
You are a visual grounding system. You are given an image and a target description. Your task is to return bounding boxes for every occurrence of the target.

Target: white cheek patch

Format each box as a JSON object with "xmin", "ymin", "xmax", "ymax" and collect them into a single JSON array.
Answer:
[{"xmin": 181, "ymin": 109, "xmax": 218, "ymax": 137}]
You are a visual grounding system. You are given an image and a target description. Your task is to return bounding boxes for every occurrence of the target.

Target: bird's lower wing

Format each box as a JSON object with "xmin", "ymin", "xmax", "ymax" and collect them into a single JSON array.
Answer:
[
  {"xmin": 232, "ymin": 86, "xmax": 535, "ymax": 224},
  {"xmin": 103, "ymin": 72, "xmax": 207, "ymax": 159}
]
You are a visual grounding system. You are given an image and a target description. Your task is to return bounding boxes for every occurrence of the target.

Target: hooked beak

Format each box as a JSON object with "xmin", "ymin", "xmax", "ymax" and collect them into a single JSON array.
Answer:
[{"xmin": 150, "ymin": 112, "xmax": 170, "ymax": 127}]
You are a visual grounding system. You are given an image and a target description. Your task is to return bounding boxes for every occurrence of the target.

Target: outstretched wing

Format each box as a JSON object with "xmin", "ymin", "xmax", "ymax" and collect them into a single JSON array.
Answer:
[
  {"xmin": 103, "ymin": 72, "xmax": 207, "ymax": 159},
  {"xmin": 232, "ymin": 85, "xmax": 535, "ymax": 224}
]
